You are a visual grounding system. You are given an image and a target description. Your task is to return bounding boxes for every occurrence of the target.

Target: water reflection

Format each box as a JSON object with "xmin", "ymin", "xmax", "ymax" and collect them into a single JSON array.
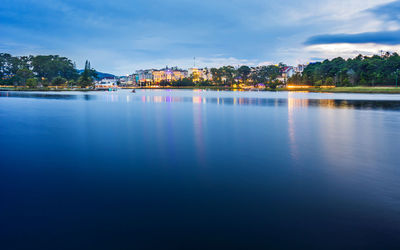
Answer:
[
  {"xmin": 0, "ymin": 91, "xmax": 97, "ymax": 100},
  {"xmin": 288, "ymin": 93, "xmax": 303, "ymax": 160},
  {"xmin": 1, "ymin": 91, "xmax": 400, "ymax": 111},
  {"xmin": 193, "ymin": 101, "xmax": 206, "ymax": 166},
  {"xmin": 141, "ymin": 95, "xmax": 400, "ymax": 111}
]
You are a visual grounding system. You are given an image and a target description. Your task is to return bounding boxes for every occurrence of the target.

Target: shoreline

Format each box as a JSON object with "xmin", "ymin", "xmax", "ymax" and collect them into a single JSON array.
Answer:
[{"xmin": 1, "ymin": 86, "xmax": 400, "ymax": 94}]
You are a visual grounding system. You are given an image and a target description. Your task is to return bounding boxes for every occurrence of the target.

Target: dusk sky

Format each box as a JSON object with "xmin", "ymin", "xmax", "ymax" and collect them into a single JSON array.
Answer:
[{"xmin": 2, "ymin": 0, "xmax": 400, "ymax": 75}]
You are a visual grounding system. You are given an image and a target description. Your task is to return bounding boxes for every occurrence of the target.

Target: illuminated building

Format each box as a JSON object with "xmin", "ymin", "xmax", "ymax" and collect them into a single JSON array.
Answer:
[
  {"xmin": 188, "ymin": 68, "xmax": 211, "ymax": 82},
  {"xmin": 151, "ymin": 68, "xmax": 188, "ymax": 84},
  {"xmin": 152, "ymin": 70, "xmax": 165, "ymax": 83},
  {"xmin": 136, "ymin": 70, "xmax": 154, "ymax": 86}
]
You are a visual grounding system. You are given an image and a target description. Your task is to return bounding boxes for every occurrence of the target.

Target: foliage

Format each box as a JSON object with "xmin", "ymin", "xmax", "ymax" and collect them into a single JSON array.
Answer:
[
  {"xmin": 299, "ymin": 53, "xmax": 400, "ymax": 86},
  {"xmin": 171, "ymin": 78, "xmax": 194, "ymax": 87},
  {"xmin": 78, "ymin": 60, "xmax": 96, "ymax": 87},
  {"xmin": 26, "ymin": 78, "xmax": 38, "ymax": 88},
  {"xmin": 15, "ymin": 68, "xmax": 34, "ymax": 85},
  {"xmin": 31, "ymin": 55, "xmax": 79, "ymax": 81},
  {"xmin": 210, "ymin": 68, "xmax": 222, "ymax": 85},
  {"xmin": 237, "ymin": 65, "xmax": 251, "ymax": 84},
  {"xmin": 0, "ymin": 53, "xmax": 86, "ymax": 87},
  {"xmin": 52, "ymin": 76, "xmax": 67, "ymax": 86},
  {"xmin": 268, "ymin": 80, "xmax": 280, "ymax": 89}
]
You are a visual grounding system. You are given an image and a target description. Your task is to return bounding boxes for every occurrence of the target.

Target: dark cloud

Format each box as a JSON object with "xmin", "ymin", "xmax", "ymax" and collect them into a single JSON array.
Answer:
[
  {"xmin": 305, "ymin": 1, "xmax": 400, "ymax": 46},
  {"xmin": 305, "ymin": 30, "xmax": 400, "ymax": 45}
]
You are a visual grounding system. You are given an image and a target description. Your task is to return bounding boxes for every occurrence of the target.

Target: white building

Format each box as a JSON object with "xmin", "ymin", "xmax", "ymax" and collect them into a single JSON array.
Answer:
[{"xmin": 95, "ymin": 77, "xmax": 118, "ymax": 90}]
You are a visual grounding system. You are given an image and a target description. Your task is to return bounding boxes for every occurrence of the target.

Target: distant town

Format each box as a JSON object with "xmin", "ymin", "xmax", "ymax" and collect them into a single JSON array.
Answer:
[
  {"xmin": 104, "ymin": 65, "xmax": 306, "ymax": 88},
  {"xmin": 1, "ymin": 52, "xmax": 400, "ymax": 93}
]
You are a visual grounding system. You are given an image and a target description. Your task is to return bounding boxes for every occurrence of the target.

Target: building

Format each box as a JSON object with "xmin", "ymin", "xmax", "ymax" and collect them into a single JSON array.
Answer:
[
  {"xmin": 280, "ymin": 67, "xmax": 296, "ymax": 82},
  {"xmin": 171, "ymin": 70, "xmax": 187, "ymax": 81},
  {"xmin": 152, "ymin": 70, "xmax": 166, "ymax": 83},
  {"xmin": 136, "ymin": 68, "xmax": 188, "ymax": 85},
  {"xmin": 188, "ymin": 68, "xmax": 211, "ymax": 82},
  {"xmin": 119, "ymin": 75, "xmax": 136, "ymax": 86},
  {"xmin": 136, "ymin": 70, "xmax": 154, "ymax": 86},
  {"xmin": 95, "ymin": 77, "xmax": 118, "ymax": 90}
]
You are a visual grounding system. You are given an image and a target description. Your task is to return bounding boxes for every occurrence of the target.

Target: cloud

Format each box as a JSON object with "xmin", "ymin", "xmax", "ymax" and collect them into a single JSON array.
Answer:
[
  {"xmin": 2, "ymin": 0, "xmax": 399, "ymax": 74},
  {"xmin": 304, "ymin": 1, "xmax": 400, "ymax": 46},
  {"xmin": 304, "ymin": 43, "xmax": 400, "ymax": 59},
  {"xmin": 305, "ymin": 30, "xmax": 400, "ymax": 45}
]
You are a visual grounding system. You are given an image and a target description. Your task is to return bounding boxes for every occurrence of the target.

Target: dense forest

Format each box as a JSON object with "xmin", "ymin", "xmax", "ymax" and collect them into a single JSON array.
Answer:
[
  {"xmin": 290, "ymin": 53, "xmax": 400, "ymax": 86},
  {"xmin": 0, "ymin": 53, "xmax": 96, "ymax": 87}
]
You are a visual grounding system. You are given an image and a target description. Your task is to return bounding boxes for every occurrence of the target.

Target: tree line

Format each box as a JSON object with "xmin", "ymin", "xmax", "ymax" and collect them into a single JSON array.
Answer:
[
  {"xmin": 159, "ymin": 65, "xmax": 285, "ymax": 88},
  {"xmin": 290, "ymin": 53, "xmax": 400, "ymax": 86},
  {"xmin": 209, "ymin": 65, "xmax": 282, "ymax": 86},
  {"xmin": 0, "ymin": 53, "xmax": 96, "ymax": 88}
]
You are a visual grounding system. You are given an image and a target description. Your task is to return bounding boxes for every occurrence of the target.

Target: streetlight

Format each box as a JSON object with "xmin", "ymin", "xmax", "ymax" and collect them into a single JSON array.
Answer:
[{"xmin": 396, "ymin": 69, "xmax": 399, "ymax": 88}]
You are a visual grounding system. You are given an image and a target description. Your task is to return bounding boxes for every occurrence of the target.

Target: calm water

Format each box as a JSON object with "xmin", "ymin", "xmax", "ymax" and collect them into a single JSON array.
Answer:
[{"xmin": 1, "ymin": 90, "xmax": 400, "ymax": 249}]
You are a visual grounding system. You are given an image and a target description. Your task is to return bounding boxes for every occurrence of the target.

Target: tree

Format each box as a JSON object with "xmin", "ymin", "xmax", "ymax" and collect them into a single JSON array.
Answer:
[
  {"xmin": 171, "ymin": 78, "xmax": 194, "ymax": 87},
  {"xmin": 78, "ymin": 60, "xmax": 96, "ymax": 87},
  {"xmin": 237, "ymin": 65, "xmax": 251, "ymax": 84},
  {"xmin": 268, "ymin": 80, "xmax": 280, "ymax": 89},
  {"xmin": 220, "ymin": 66, "xmax": 236, "ymax": 86},
  {"xmin": 0, "ymin": 53, "xmax": 84, "ymax": 87},
  {"xmin": 31, "ymin": 55, "xmax": 79, "ymax": 81},
  {"xmin": 210, "ymin": 68, "xmax": 222, "ymax": 85},
  {"xmin": 15, "ymin": 68, "xmax": 34, "ymax": 85},
  {"xmin": 52, "ymin": 76, "xmax": 67, "ymax": 86},
  {"xmin": 300, "ymin": 53, "xmax": 400, "ymax": 86},
  {"xmin": 288, "ymin": 73, "xmax": 302, "ymax": 85},
  {"xmin": 325, "ymin": 77, "xmax": 334, "ymax": 85},
  {"xmin": 26, "ymin": 78, "xmax": 38, "ymax": 88}
]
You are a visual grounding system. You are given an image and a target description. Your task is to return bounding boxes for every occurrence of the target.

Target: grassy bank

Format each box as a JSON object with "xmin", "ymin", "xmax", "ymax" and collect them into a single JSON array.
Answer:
[
  {"xmin": 0, "ymin": 87, "xmax": 92, "ymax": 92},
  {"xmin": 278, "ymin": 86, "xmax": 400, "ymax": 94}
]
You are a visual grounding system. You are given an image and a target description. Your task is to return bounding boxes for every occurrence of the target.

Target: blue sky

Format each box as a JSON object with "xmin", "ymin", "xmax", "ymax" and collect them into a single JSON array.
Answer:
[{"xmin": 1, "ymin": 0, "xmax": 400, "ymax": 75}]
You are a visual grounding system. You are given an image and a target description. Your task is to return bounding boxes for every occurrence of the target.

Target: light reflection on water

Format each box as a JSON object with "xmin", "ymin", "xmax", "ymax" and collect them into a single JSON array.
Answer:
[
  {"xmin": 2, "ymin": 90, "xmax": 399, "ymax": 111},
  {"xmin": 140, "ymin": 95, "xmax": 400, "ymax": 111},
  {"xmin": 1, "ymin": 89, "xmax": 400, "ymax": 249}
]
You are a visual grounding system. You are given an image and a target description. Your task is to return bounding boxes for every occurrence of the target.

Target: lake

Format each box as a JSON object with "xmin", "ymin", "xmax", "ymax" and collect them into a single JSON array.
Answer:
[{"xmin": 1, "ymin": 89, "xmax": 400, "ymax": 249}]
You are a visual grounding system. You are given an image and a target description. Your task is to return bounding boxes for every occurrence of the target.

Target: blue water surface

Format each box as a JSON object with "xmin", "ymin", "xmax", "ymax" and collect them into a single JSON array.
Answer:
[{"xmin": 1, "ymin": 90, "xmax": 400, "ymax": 249}]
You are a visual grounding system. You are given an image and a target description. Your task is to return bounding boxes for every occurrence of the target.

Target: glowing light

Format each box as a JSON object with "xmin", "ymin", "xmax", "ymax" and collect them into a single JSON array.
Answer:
[{"xmin": 287, "ymin": 85, "xmax": 336, "ymax": 89}]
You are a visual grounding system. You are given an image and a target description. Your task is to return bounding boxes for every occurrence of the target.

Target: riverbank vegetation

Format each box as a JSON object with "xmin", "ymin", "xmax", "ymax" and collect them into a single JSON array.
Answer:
[
  {"xmin": 279, "ymin": 86, "xmax": 400, "ymax": 94},
  {"xmin": 0, "ymin": 53, "xmax": 97, "ymax": 88},
  {"xmin": 289, "ymin": 52, "xmax": 400, "ymax": 87}
]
